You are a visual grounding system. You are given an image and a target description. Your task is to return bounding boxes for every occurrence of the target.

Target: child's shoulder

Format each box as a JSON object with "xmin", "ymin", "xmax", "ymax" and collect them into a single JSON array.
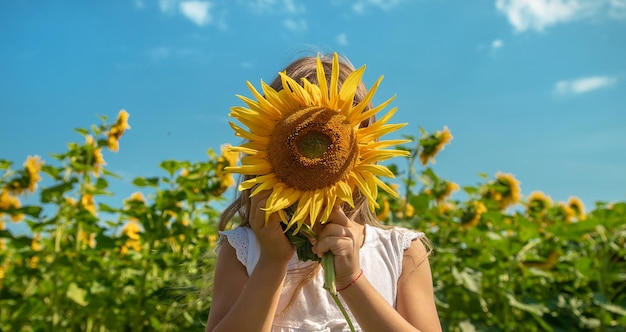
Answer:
[{"xmin": 365, "ymin": 224, "xmax": 425, "ymax": 251}]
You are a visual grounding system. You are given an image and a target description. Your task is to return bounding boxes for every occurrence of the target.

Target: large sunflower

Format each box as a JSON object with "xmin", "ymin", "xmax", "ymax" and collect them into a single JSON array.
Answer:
[{"xmin": 226, "ymin": 53, "xmax": 409, "ymax": 233}]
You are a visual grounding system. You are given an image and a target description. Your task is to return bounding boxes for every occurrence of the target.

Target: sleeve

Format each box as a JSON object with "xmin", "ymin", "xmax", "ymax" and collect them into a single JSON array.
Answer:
[
  {"xmin": 216, "ymin": 227, "xmax": 250, "ymax": 268},
  {"xmin": 215, "ymin": 227, "xmax": 260, "ymax": 275},
  {"xmin": 397, "ymin": 228, "xmax": 425, "ymax": 252}
]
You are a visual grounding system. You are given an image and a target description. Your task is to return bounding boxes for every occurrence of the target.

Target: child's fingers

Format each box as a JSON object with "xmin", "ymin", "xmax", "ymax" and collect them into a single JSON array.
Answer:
[{"xmin": 325, "ymin": 205, "xmax": 350, "ymax": 226}]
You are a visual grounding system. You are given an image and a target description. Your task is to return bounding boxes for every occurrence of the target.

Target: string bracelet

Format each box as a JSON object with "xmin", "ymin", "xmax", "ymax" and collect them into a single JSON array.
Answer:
[{"xmin": 337, "ymin": 269, "xmax": 363, "ymax": 292}]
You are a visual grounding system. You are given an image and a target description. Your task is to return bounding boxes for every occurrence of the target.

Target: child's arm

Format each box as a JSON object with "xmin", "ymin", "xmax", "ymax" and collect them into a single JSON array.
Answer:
[
  {"xmin": 205, "ymin": 242, "xmax": 290, "ymax": 332},
  {"xmin": 206, "ymin": 191, "xmax": 295, "ymax": 332},
  {"xmin": 314, "ymin": 207, "xmax": 442, "ymax": 332},
  {"xmin": 338, "ymin": 239, "xmax": 441, "ymax": 332}
]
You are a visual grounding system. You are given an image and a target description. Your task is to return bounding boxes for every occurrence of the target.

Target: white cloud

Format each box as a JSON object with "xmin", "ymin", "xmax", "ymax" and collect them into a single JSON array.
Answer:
[
  {"xmin": 495, "ymin": 0, "xmax": 626, "ymax": 32},
  {"xmin": 352, "ymin": 0, "xmax": 405, "ymax": 13},
  {"xmin": 335, "ymin": 33, "xmax": 349, "ymax": 46},
  {"xmin": 610, "ymin": 0, "xmax": 626, "ymax": 18},
  {"xmin": 492, "ymin": 39, "xmax": 504, "ymax": 50},
  {"xmin": 554, "ymin": 76, "xmax": 617, "ymax": 95},
  {"xmin": 246, "ymin": 0, "xmax": 305, "ymax": 14},
  {"xmin": 283, "ymin": 18, "xmax": 307, "ymax": 31},
  {"xmin": 179, "ymin": 1, "xmax": 213, "ymax": 26},
  {"xmin": 159, "ymin": 0, "xmax": 178, "ymax": 13}
]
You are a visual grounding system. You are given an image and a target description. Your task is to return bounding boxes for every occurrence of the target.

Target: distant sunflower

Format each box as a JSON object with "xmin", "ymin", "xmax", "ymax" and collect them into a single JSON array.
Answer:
[
  {"xmin": 226, "ymin": 53, "xmax": 409, "ymax": 232},
  {"xmin": 24, "ymin": 156, "xmax": 44, "ymax": 194},
  {"xmin": 567, "ymin": 196, "xmax": 586, "ymax": 221},
  {"xmin": 527, "ymin": 191, "xmax": 551, "ymax": 215},
  {"xmin": 0, "ymin": 189, "xmax": 23, "ymax": 222},
  {"xmin": 85, "ymin": 135, "xmax": 106, "ymax": 177},
  {"xmin": 418, "ymin": 126, "xmax": 452, "ymax": 165},
  {"xmin": 483, "ymin": 172, "xmax": 521, "ymax": 210},
  {"xmin": 460, "ymin": 200, "xmax": 487, "ymax": 229},
  {"xmin": 107, "ymin": 110, "xmax": 131, "ymax": 152}
]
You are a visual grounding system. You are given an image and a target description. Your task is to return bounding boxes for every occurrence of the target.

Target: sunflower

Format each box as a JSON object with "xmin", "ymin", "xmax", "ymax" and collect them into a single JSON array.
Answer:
[
  {"xmin": 24, "ymin": 156, "xmax": 44, "ymax": 194},
  {"xmin": 526, "ymin": 191, "xmax": 551, "ymax": 215},
  {"xmin": 460, "ymin": 200, "xmax": 487, "ymax": 229},
  {"xmin": 0, "ymin": 189, "xmax": 23, "ymax": 222},
  {"xmin": 425, "ymin": 180, "xmax": 459, "ymax": 204},
  {"xmin": 226, "ymin": 53, "xmax": 409, "ymax": 232},
  {"xmin": 85, "ymin": 135, "xmax": 106, "ymax": 177},
  {"xmin": 80, "ymin": 193, "xmax": 97, "ymax": 216},
  {"xmin": 211, "ymin": 144, "xmax": 239, "ymax": 196},
  {"xmin": 567, "ymin": 196, "xmax": 586, "ymax": 221},
  {"xmin": 418, "ymin": 126, "xmax": 453, "ymax": 165},
  {"xmin": 107, "ymin": 110, "xmax": 131, "ymax": 152},
  {"xmin": 120, "ymin": 220, "xmax": 142, "ymax": 255},
  {"xmin": 482, "ymin": 172, "xmax": 521, "ymax": 210}
]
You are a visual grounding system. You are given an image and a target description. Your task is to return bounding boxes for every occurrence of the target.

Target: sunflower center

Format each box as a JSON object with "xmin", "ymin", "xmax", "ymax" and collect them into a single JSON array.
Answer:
[
  {"xmin": 268, "ymin": 106, "xmax": 358, "ymax": 191},
  {"xmin": 295, "ymin": 131, "xmax": 331, "ymax": 159}
]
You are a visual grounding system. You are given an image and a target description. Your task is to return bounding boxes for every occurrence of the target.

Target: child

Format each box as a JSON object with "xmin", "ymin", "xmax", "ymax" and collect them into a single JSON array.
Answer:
[{"xmin": 205, "ymin": 54, "xmax": 442, "ymax": 332}]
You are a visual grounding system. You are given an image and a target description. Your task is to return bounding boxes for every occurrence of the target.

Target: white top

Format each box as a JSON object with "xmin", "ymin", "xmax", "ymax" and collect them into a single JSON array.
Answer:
[{"xmin": 217, "ymin": 224, "xmax": 424, "ymax": 332}]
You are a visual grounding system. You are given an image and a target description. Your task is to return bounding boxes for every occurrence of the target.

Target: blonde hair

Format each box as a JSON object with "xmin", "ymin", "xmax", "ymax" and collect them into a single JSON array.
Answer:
[{"xmin": 218, "ymin": 53, "xmax": 380, "ymax": 232}]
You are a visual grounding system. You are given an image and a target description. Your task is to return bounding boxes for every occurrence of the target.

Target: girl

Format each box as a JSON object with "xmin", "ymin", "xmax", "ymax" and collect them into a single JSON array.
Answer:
[{"xmin": 206, "ymin": 54, "xmax": 442, "ymax": 332}]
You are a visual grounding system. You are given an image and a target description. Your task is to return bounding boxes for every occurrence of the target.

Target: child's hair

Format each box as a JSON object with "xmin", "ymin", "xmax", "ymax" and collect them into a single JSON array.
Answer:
[{"xmin": 218, "ymin": 53, "xmax": 380, "ymax": 232}]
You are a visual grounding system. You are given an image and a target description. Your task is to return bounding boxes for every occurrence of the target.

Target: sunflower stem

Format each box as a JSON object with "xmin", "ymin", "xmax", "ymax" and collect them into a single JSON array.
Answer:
[{"xmin": 322, "ymin": 252, "xmax": 355, "ymax": 332}]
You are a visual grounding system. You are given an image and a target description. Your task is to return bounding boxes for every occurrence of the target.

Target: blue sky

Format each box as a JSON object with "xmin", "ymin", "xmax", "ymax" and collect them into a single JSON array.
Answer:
[{"xmin": 1, "ymin": 0, "xmax": 625, "ymax": 219}]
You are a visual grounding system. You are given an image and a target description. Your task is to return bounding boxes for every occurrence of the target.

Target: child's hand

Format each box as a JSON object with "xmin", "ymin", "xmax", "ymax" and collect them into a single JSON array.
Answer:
[
  {"xmin": 312, "ymin": 205, "xmax": 365, "ymax": 288},
  {"xmin": 249, "ymin": 190, "xmax": 295, "ymax": 264}
]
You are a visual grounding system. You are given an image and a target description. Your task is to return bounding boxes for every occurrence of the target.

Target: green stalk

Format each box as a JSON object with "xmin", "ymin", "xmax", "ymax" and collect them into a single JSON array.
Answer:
[
  {"xmin": 282, "ymin": 221, "xmax": 355, "ymax": 331},
  {"xmin": 322, "ymin": 252, "xmax": 355, "ymax": 332}
]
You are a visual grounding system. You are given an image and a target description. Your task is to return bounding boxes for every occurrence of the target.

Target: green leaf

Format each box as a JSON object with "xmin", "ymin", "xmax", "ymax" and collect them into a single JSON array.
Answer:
[
  {"xmin": 41, "ymin": 164, "xmax": 62, "ymax": 180},
  {"xmin": 95, "ymin": 177, "xmax": 108, "ymax": 190},
  {"xmin": 40, "ymin": 179, "xmax": 77, "ymax": 203},
  {"xmin": 462, "ymin": 186, "xmax": 478, "ymax": 195},
  {"xmin": 0, "ymin": 159, "xmax": 11, "ymax": 170},
  {"xmin": 16, "ymin": 205, "xmax": 42, "ymax": 218},
  {"xmin": 74, "ymin": 127, "xmax": 89, "ymax": 136},
  {"xmin": 160, "ymin": 160, "xmax": 182, "ymax": 176},
  {"xmin": 506, "ymin": 293, "xmax": 548, "ymax": 316},
  {"xmin": 133, "ymin": 176, "xmax": 159, "ymax": 187},
  {"xmin": 66, "ymin": 283, "xmax": 88, "ymax": 306},
  {"xmin": 452, "ymin": 267, "xmax": 481, "ymax": 294}
]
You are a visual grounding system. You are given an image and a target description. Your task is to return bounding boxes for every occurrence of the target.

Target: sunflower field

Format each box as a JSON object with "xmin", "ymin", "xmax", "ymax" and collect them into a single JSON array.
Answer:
[{"xmin": 1, "ymin": 111, "xmax": 624, "ymax": 331}]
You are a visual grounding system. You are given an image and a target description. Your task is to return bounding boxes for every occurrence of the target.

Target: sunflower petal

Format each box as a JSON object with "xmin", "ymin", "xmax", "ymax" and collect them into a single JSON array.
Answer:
[{"xmin": 316, "ymin": 55, "xmax": 329, "ymax": 107}]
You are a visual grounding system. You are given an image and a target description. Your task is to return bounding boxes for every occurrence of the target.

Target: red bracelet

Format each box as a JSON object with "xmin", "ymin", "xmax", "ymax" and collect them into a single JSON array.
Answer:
[{"xmin": 337, "ymin": 269, "xmax": 363, "ymax": 292}]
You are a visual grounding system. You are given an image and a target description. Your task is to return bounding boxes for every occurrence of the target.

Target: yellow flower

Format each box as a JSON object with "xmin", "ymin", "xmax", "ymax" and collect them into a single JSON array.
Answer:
[
  {"xmin": 24, "ymin": 156, "xmax": 44, "ymax": 194},
  {"xmin": 526, "ymin": 191, "xmax": 551, "ymax": 214},
  {"xmin": 65, "ymin": 196, "xmax": 77, "ymax": 206},
  {"xmin": 427, "ymin": 181, "xmax": 460, "ymax": 203},
  {"xmin": 85, "ymin": 135, "xmax": 106, "ymax": 176},
  {"xmin": 483, "ymin": 172, "xmax": 521, "ymax": 210},
  {"xmin": 107, "ymin": 110, "xmax": 131, "ymax": 152},
  {"xmin": 0, "ymin": 189, "xmax": 23, "ymax": 222},
  {"xmin": 128, "ymin": 191, "xmax": 146, "ymax": 203},
  {"xmin": 376, "ymin": 197, "xmax": 391, "ymax": 221},
  {"xmin": 79, "ymin": 231, "xmax": 96, "ymax": 249},
  {"xmin": 418, "ymin": 126, "xmax": 453, "ymax": 165},
  {"xmin": 404, "ymin": 201, "xmax": 415, "ymax": 218},
  {"xmin": 438, "ymin": 202, "xmax": 455, "ymax": 215},
  {"xmin": 567, "ymin": 196, "xmax": 586, "ymax": 221},
  {"xmin": 226, "ymin": 53, "xmax": 410, "ymax": 233},
  {"xmin": 80, "ymin": 194, "xmax": 97, "ymax": 216},
  {"xmin": 556, "ymin": 202, "xmax": 575, "ymax": 223},
  {"xmin": 31, "ymin": 233, "xmax": 43, "ymax": 251},
  {"xmin": 120, "ymin": 220, "xmax": 142, "ymax": 255},
  {"xmin": 121, "ymin": 220, "xmax": 142, "ymax": 240},
  {"xmin": 0, "ymin": 221, "xmax": 5, "ymax": 251},
  {"xmin": 460, "ymin": 201, "xmax": 487, "ymax": 229},
  {"xmin": 212, "ymin": 144, "xmax": 240, "ymax": 196},
  {"xmin": 27, "ymin": 256, "xmax": 40, "ymax": 269}
]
